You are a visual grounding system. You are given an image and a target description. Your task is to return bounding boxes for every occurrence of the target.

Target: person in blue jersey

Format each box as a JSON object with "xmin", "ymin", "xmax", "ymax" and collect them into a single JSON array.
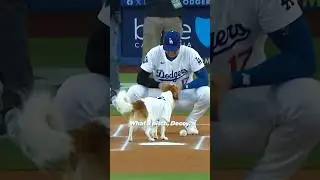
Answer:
[
  {"xmin": 125, "ymin": 31, "xmax": 210, "ymax": 135},
  {"xmin": 211, "ymin": 0, "xmax": 320, "ymax": 179}
]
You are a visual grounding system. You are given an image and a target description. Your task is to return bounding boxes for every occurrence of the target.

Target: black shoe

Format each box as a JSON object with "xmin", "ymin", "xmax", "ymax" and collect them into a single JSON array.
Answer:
[
  {"xmin": 110, "ymin": 89, "xmax": 118, "ymax": 105},
  {"xmin": 0, "ymin": 115, "xmax": 7, "ymax": 136}
]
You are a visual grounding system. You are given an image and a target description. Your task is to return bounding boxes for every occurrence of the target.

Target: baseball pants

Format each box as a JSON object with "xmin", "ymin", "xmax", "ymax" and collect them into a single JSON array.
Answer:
[
  {"xmin": 213, "ymin": 78, "xmax": 320, "ymax": 180},
  {"xmin": 142, "ymin": 17, "xmax": 183, "ymax": 58},
  {"xmin": 52, "ymin": 73, "xmax": 109, "ymax": 131},
  {"xmin": 126, "ymin": 84, "xmax": 210, "ymax": 125}
]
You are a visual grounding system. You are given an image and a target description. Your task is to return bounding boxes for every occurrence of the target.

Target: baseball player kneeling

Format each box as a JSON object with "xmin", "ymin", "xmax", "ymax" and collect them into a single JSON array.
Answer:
[
  {"xmin": 211, "ymin": 0, "xmax": 320, "ymax": 179},
  {"xmin": 121, "ymin": 31, "xmax": 210, "ymax": 135}
]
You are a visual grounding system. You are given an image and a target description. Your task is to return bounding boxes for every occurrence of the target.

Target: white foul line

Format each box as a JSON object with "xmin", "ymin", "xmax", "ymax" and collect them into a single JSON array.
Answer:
[
  {"xmin": 194, "ymin": 136, "xmax": 207, "ymax": 150},
  {"xmin": 120, "ymin": 138, "xmax": 130, "ymax": 151},
  {"xmin": 111, "ymin": 124, "xmax": 124, "ymax": 137},
  {"xmin": 110, "ymin": 149, "xmax": 121, "ymax": 151}
]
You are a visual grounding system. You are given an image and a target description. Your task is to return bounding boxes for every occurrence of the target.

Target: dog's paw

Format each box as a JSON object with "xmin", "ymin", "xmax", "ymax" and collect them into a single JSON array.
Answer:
[
  {"xmin": 160, "ymin": 136, "xmax": 168, "ymax": 141},
  {"xmin": 148, "ymin": 138, "xmax": 155, "ymax": 142}
]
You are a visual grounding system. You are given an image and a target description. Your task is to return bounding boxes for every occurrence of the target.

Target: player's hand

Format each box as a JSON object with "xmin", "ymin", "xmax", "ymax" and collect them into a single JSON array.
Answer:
[
  {"xmin": 159, "ymin": 82, "xmax": 182, "ymax": 92},
  {"xmin": 159, "ymin": 82, "xmax": 174, "ymax": 90},
  {"xmin": 174, "ymin": 81, "xmax": 184, "ymax": 90},
  {"xmin": 210, "ymin": 73, "xmax": 232, "ymax": 121}
]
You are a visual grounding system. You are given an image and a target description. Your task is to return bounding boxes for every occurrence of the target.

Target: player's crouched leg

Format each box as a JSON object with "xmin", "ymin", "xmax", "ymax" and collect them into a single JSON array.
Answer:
[
  {"xmin": 247, "ymin": 78, "xmax": 320, "ymax": 180},
  {"xmin": 181, "ymin": 86, "xmax": 210, "ymax": 135},
  {"xmin": 126, "ymin": 84, "xmax": 149, "ymax": 102}
]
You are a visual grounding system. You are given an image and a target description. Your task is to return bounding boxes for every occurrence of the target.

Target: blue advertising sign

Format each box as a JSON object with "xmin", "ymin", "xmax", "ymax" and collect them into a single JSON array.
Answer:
[
  {"xmin": 120, "ymin": 7, "xmax": 210, "ymax": 65},
  {"xmin": 121, "ymin": 0, "xmax": 210, "ymax": 7}
]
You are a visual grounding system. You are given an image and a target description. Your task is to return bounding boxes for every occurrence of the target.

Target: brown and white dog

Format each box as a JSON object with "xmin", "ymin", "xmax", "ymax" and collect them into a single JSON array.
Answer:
[
  {"xmin": 11, "ymin": 92, "xmax": 108, "ymax": 180},
  {"xmin": 114, "ymin": 83, "xmax": 180, "ymax": 142}
]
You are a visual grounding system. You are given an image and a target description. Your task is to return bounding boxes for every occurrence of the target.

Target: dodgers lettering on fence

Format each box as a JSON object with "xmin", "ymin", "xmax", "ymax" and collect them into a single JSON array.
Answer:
[{"xmin": 121, "ymin": 0, "xmax": 210, "ymax": 7}]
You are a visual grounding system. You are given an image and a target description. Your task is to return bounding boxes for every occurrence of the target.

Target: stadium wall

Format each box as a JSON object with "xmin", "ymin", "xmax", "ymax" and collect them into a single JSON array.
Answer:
[{"xmin": 27, "ymin": 1, "xmax": 320, "ymax": 69}]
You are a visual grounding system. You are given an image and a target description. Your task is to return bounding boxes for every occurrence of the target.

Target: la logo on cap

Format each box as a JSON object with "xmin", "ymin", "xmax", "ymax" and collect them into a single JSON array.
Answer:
[{"xmin": 169, "ymin": 38, "xmax": 173, "ymax": 44}]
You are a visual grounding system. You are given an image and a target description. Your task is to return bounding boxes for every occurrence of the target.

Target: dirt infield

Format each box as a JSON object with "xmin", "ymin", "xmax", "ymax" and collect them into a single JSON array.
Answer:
[
  {"xmin": 110, "ymin": 115, "xmax": 210, "ymax": 172},
  {"xmin": 0, "ymin": 169, "xmax": 318, "ymax": 180},
  {"xmin": 211, "ymin": 169, "xmax": 320, "ymax": 180},
  {"xmin": 0, "ymin": 115, "xmax": 318, "ymax": 179}
]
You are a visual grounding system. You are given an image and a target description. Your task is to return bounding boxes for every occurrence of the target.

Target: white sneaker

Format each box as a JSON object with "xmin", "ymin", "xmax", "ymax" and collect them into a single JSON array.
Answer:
[
  {"xmin": 185, "ymin": 123, "xmax": 199, "ymax": 135},
  {"xmin": 111, "ymin": 95, "xmax": 117, "ymax": 107}
]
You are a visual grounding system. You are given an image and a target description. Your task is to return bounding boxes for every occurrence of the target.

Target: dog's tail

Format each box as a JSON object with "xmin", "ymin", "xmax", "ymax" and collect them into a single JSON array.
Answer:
[
  {"xmin": 17, "ymin": 91, "xmax": 73, "ymax": 168},
  {"xmin": 114, "ymin": 90, "xmax": 133, "ymax": 115}
]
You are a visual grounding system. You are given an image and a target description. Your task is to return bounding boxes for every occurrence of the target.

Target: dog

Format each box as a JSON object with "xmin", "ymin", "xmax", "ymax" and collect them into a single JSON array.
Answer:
[
  {"xmin": 10, "ymin": 92, "xmax": 108, "ymax": 180},
  {"xmin": 114, "ymin": 83, "xmax": 180, "ymax": 142}
]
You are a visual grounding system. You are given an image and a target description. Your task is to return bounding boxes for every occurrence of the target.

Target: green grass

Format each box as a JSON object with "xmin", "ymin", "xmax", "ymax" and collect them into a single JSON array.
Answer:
[
  {"xmin": 29, "ymin": 37, "xmax": 87, "ymax": 68},
  {"xmin": 110, "ymin": 172, "xmax": 210, "ymax": 180},
  {"xmin": 0, "ymin": 139, "xmax": 37, "ymax": 169}
]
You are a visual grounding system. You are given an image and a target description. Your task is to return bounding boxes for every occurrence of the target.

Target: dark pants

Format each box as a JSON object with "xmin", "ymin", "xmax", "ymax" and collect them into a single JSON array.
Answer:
[
  {"xmin": 85, "ymin": 18, "xmax": 120, "ymax": 92},
  {"xmin": 110, "ymin": 15, "xmax": 120, "ymax": 91},
  {"xmin": 0, "ymin": 0, "xmax": 34, "ymax": 133}
]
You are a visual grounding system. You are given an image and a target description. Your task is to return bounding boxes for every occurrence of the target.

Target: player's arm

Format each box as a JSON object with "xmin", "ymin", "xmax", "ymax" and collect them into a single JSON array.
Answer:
[
  {"xmin": 183, "ymin": 68, "xmax": 209, "ymax": 89},
  {"xmin": 136, "ymin": 53, "xmax": 160, "ymax": 88},
  {"xmin": 137, "ymin": 68, "xmax": 160, "ymax": 88},
  {"xmin": 183, "ymin": 52, "xmax": 209, "ymax": 89},
  {"xmin": 231, "ymin": 1, "xmax": 315, "ymax": 88}
]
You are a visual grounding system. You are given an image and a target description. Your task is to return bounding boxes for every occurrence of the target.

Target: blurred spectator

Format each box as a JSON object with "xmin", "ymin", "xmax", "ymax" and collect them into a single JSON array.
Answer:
[
  {"xmin": 86, "ymin": 0, "xmax": 120, "ymax": 102},
  {"xmin": 0, "ymin": 0, "xmax": 34, "ymax": 135},
  {"xmin": 110, "ymin": 0, "xmax": 121, "ymax": 94},
  {"xmin": 86, "ymin": 0, "xmax": 109, "ymax": 78},
  {"xmin": 142, "ymin": 0, "xmax": 184, "ymax": 58}
]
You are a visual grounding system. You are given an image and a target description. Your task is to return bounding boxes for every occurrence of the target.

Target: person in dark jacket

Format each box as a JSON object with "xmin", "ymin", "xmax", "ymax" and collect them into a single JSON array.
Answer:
[
  {"xmin": 109, "ymin": 0, "xmax": 121, "ymax": 93},
  {"xmin": 88, "ymin": 0, "xmax": 120, "ymax": 99},
  {"xmin": 142, "ymin": 0, "xmax": 184, "ymax": 58},
  {"xmin": 0, "ymin": 0, "xmax": 34, "ymax": 135},
  {"xmin": 45, "ymin": 1, "xmax": 110, "ymax": 131},
  {"xmin": 4, "ymin": 3, "xmax": 110, "ymax": 178}
]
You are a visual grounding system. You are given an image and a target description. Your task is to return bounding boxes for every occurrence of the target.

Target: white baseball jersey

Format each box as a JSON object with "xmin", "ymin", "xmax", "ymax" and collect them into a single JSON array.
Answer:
[
  {"xmin": 142, "ymin": 91, "xmax": 174, "ymax": 124},
  {"xmin": 98, "ymin": 2, "xmax": 110, "ymax": 26},
  {"xmin": 141, "ymin": 45, "xmax": 205, "ymax": 85},
  {"xmin": 211, "ymin": 0, "xmax": 302, "ymax": 74}
]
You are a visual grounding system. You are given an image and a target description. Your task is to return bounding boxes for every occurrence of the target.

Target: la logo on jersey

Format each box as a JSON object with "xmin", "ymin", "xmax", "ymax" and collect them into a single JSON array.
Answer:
[
  {"xmin": 169, "ymin": 38, "xmax": 174, "ymax": 44},
  {"xmin": 212, "ymin": 24, "xmax": 251, "ymax": 56}
]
